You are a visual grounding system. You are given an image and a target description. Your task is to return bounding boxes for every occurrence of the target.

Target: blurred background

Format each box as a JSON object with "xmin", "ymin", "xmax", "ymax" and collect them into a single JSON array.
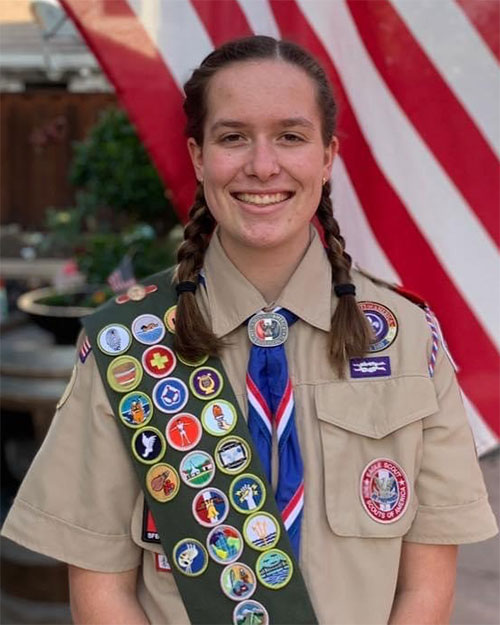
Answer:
[{"xmin": 0, "ymin": 1, "xmax": 498, "ymax": 623}]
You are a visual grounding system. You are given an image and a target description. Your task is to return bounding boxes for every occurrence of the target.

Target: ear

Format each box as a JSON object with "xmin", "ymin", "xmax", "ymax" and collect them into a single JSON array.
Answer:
[
  {"xmin": 187, "ymin": 137, "xmax": 204, "ymax": 183},
  {"xmin": 322, "ymin": 136, "xmax": 339, "ymax": 181}
]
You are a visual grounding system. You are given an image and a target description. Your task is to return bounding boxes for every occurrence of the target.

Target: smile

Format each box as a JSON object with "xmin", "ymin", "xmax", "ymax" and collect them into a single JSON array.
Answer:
[{"xmin": 232, "ymin": 192, "xmax": 293, "ymax": 206}]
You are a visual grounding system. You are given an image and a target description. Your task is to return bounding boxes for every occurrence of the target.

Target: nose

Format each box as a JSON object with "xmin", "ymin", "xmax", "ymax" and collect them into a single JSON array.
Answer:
[{"xmin": 243, "ymin": 138, "xmax": 280, "ymax": 181}]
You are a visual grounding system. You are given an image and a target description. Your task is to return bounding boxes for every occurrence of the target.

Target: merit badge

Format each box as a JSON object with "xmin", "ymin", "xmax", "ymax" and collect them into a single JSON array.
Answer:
[
  {"xmin": 107, "ymin": 356, "xmax": 143, "ymax": 393},
  {"xmin": 132, "ymin": 427, "xmax": 166, "ymax": 465},
  {"xmin": 152, "ymin": 377, "xmax": 188, "ymax": 414},
  {"xmin": 220, "ymin": 562, "xmax": 256, "ymax": 601},
  {"xmin": 243, "ymin": 512, "xmax": 280, "ymax": 551},
  {"xmin": 350, "ymin": 356, "xmax": 391, "ymax": 379},
  {"xmin": 230, "ymin": 474, "xmax": 266, "ymax": 514},
  {"xmin": 164, "ymin": 305, "xmax": 177, "ymax": 334},
  {"xmin": 118, "ymin": 391, "xmax": 153, "ymax": 428},
  {"xmin": 359, "ymin": 301, "xmax": 398, "ymax": 352},
  {"xmin": 132, "ymin": 314, "xmax": 165, "ymax": 345},
  {"xmin": 192, "ymin": 487, "xmax": 230, "ymax": 528},
  {"xmin": 360, "ymin": 458, "xmax": 410, "ymax": 523},
  {"xmin": 256, "ymin": 549, "xmax": 293, "ymax": 590},
  {"xmin": 215, "ymin": 436, "xmax": 251, "ymax": 475},
  {"xmin": 177, "ymin": 353, "xmax": 209, "ymax": 367},
  {"xmin": 142, "ymin": 345, "xmax": 176, "ymax": 378},
  {"xmin": 155, "ymin": 553, "xmax": 171, "ymax": 572},
  {"xmin": 248, "ymin": 311, "xmax": 288, "ymax": 347},
  {"xmin": 142, "ymin": 503, "xmax": 160, "ymax": 543},
  {"xmin": 201, "ymin": 400, "xmax": 237, "ymax": 437},
  {"xmin": 207, "ymin": 525, "xmax": 243, "ymax": 565},
  {"xmin": 173, "ymin": 538, "xmax": 209, "ymax": 577},
  {"xmin": 97, "ymin": 324, "xmax": 131, "ymax": 356},
  {"xmin": 146, "ymin": 463, "xmax": 180, "ymax": 503},
  {"xmin": 179, "ymin": 450, "xmax": 215, "ymax": 489},
  {"xmin": 166, "ymin": 413, "xmax": 202, "ymax": 451},
  {"xmin": 233, "ymin": 600, "xmax": 269, "ymax": 625},
  {"xmin": 79, "ymin": 335, "xmax": 92, "ymax": 363},
  {"xmin": 116, "ymin": 284, "xmax": 158, "ymax": 304},
  {"xmin": 189, "ymin": 366, "xmax": 223, "ymax": 400}
]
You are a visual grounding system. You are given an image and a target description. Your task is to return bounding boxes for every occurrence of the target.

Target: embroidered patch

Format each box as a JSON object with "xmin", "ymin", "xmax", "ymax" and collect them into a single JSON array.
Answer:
[
  {"xmin": 142, "ymin": 345, "xmax": 176, "ymax": 379},
  {"xmin": 179, "ymin": 450, "xmax": 215, "ymax": 489},
  {"xmin": 206, "ymin": 525, "xmax": 243, "ymax": 565},
  {"xmin": 166, "ymin": 413, "xmax": 202, "ymax": 451},
  {"xmin": 146, "ymin": 463, "xmax": 180, "ymax": 503},
  {"xmin": 360, "ymin": 458, "xmax": 410, "ymax": 523},
  {"xmin": 214, "ymin": 436, "xmax": 251, "ymax": 475},
  {"xmin": 132, "ymin": 426, "xmax": 166, "ymax": 464},
  {"xmin": 189, "ymin": 366, "xmax": 224, "ymax": 401},
  {"xmin": 233, "ymin": 600, "xmax": 269, "ymax": 625},
  {"xmin": 173, "ymin": 538, "xmax": 208, "ymax": 577},
  {"xmin": 220, "ymin": 562, "xmax": 257, "ymax": 601},
  {"xmin": 155, "ymin": 553, "xmax": 171, "ymax": 572},
  {"xmin": 131, "ymin": 314, "xmax": 165, "ymax": 345},
  {"xmin": 142, "ymin": 503, "xmax": 160, "ymax": 543},
  {"xmin": 255, "ymin": 549, "xmax": 293, "ymax": 590},
  {"xmin": 116, "ymin": 284, "xmax": 157, "ymax": 304},
  {"xmin": 177, "ymin": 353, "xmax": 209, "ymax": 367},
  {"xmin": 118, "ymin": 391, "xmax": 153, "ymax": 428},
  {"xmin": 230, "ymin": 474, "xmax": 266, "ymax": 514},
  {"xmin": 359, "ymin": 301, "xmax": 398, "ymax": 352},
  {"xmin": 97, "ymin": 324, "xmax": 131, "ymax": 356},
  {"xmin": 164, "ymin": 305, "xmax": 177, "ymax": 334},
  {"xmin": 201, "ymin": 400, "xmax": 237, "ymax": 436},
  {"xmin": 192, "ymin": 487, "xmax": 230, "ymax": 528},
  {"xmin": 106, "ymin": 356, "xmax": 143, "ymax": 393},
  {"xmin": 152, "ymin": 377, "xmax": 188, "ymax": 413},
  {"xmin": 350, "ymin": 356, "xmax": 391, "ymax": 378},
  {"xmin": 79, "ymin": 335, "xmax": 92, "ymax": 363},
  {"xmin": 243, "ymin": 512, "xmax": 280, "ymax": 551}
]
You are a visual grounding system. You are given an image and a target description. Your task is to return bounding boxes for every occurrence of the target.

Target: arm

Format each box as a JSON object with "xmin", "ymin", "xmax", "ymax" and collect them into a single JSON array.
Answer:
[
  {"xmin": 388, "ymin": 542, "xmax": 457, "ymax": 625},
  {"xmin": 69, "ymin": 565, "xmax": 149, "ymax": 625}
]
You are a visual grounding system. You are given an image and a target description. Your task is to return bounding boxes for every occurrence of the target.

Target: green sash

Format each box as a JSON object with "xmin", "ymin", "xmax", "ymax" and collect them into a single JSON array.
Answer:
[{"xmin": 83, "ymin": 269, "xmax": 318, "ymax": 625}]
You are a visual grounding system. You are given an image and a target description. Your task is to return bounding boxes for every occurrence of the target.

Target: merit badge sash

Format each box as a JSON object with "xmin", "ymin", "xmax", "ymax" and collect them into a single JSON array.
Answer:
[{"xmin": 82, "ymin": 269, "xmax": 318, "ymax": 625}]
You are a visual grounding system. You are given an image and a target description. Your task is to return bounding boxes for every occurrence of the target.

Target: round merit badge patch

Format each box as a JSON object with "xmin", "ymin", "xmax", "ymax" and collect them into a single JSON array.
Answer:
[
  {"xmin": 152, "ymin": 377, "xmax": 188, "ymax": 414},
  {"xmin": 118, "ymin": 391, "xmax": 153, "ymax": 428},
  {"xmin": 97, "ymin": 324, "xmax": 131, "ymax": 356},
  {"xmin": 107, "ymin": 356, "xmax": 143, "ymax": 393},
  {"xmin": 177, "ymin": 352, "xmax": 209, "ymax": 367},
  {"xmin": 220, "ymin": 562, "xmax": 257, "ymax": 601},
  {"xmin": 173, "ymin": 538, "xmax": 208, "ymax": 577},
  {"xmin": 230, "ymin": 474, "xmax": 266, "ymax": 514},
  {"xmin": 233, "ymin": 600, "xmax": 269, "ymax": 625},
  {"xmin": 189, "ymin": 366, "xmax": 223, "ymax": 400},
  {"xmin": 164, "ymin": 305, "xmax": 177, "ymax": 334},
  {"xmin": 255, "ymin": 549, "xmax": 293, "ymax": 590},
  {"xmin": 215, "ymin": 436, "xmax": 251, "ymax": 475},
  {"xmin": 206, "ymin": 524, "xmax": 243, "ymax": 565},
  {"xmin": 243, "ymin": 512, "xmax": 280, "ymax": 551},
  {"xmin": 146, "ymin": 463, "xmax": 180, "ymax": 503},
  {"xmin": 192, "ymin": 488, "xmax": 230, "ymax": 528},
  {"xmin": 131, "ymin": 313, "xmax": 165, "ymax": 345},
  {"xmin": 358, "ymin": 301, "xmax": 398, "ymax": 352},
  {"xmin": 132, "ymin": 426, "xmax": 166, "ymax": 465},
  {"xmin": 201, "ymin": 400, "xmax": 237, "ymax": 436},
  {"xmin": 360, "ymin": 458, "xmax": 410, "ymax": 523},
  {"xmin": 179, "ymin": 450, "xmax": 215, "ymax": 489},
  {"xmin": 166, "ymin": 413, "xmax": 202, "ymax": 451},
  {"xmin": 142, "ymin": 345, "xmax": 176, "ymax": 378}
]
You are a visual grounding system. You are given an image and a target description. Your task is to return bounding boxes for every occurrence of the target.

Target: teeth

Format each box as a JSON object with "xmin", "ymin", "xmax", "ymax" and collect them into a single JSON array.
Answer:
[{"xmin": 235, "ymin": 192, "xmax": 290, "ymax": 206}]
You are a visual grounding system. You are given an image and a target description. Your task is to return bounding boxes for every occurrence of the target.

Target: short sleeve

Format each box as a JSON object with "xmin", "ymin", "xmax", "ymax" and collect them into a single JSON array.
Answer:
[
  {"xmin": 1, "ymin": 333, "xmax": 142, "ymax": 572},
  {"xmin": 404, "ymin": 345, "xmax": 498, "ymax": 544}
]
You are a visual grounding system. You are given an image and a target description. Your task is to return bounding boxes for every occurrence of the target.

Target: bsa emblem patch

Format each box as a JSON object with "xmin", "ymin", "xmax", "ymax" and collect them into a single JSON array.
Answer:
[
  {"xmin": 132, "ymin": 314, "xmax": 165, "ymax": 345},
  {"xmin": 350, "ymin": 356, "xmax": 391, "ymax": 378},
  {"xmin": 206, "ymin": 524, "xmax": 243, "ymax": 565},
  {"xmin": 152, "ymin": 377, "xmax": 188, "ymax": 414},
  {"xmin": 233, "ymin": 600, "xmax": 269, "ymax": 625},
  {"xmin": 132, "ymin": 426, "xmax": 166, "ymax": 464},
  {"xmin": 146, "ymin": 463, "xmax": 180, "ymax": 503},
  {"xmin": 107, "ymin": 356, "xmax": 143, "ymax": 393},
  {"xmin": 248, "ymin": 311, "xmax": 288, "ymax": 347},
  {"xmin": 243, "ymin": 512, "xmax": 280, "ymax": 551},
  {"xmin": 255, "ymin": 549, "xmax": 293, "ymax": 590},
  {"xmin": 142, "ymin": 503, "xmax": 160, "ymax": 543},
  {"xmin": 118, "ymin": 391, "xmax": 153, "ymax": 428},
  {"xmin": 360, "ymin": 458, "xmax": 410, "ymax": 523},
  {"xmin": 165, "ymin": 413, "xmax": 202, "ymax": 451},
  {"xmin": 179, "ymin": 450, "xmax": 215, "ymax": 489},
  {"xmin": 155, "ymin": 553, "xmax": 171, "ymax": 572},
  {"xmin": 189, "ymin": 366, "xmax": 223, "ymax": 400},
  {"xmin": 359, "ymin": 302, "xmax": 398, "ymax": 352},
  {"xmin": 220, "ymin": 562, "xmax": 256, "ymax": 601},
  {"xmin": 142, "ymin": 345, "xmax": 176, "ymax": 378},
  {"xmin": 173, "ymin": 538, "xmax": 208, "ymax": 577},
  {"xmin": 215, "ymin": 436, "xmax": 251, "ymax": 475},
  {"xmin": 192, "ymin": 487, "xmax": 230, "ymax": 528},
  {"xmin": 164, "ymin": 305, "xmax": 177, "ymax": 334},
  {"xmin": 230, "ymin": 474, "xmax": 266, "ymax": 514},
  {"xmin": 201, "ymin": 400, "xmax": 237, "ymax": 436},
  {"xmin": 97, "ymin": 324, "xmax": 132, "ymax": 356}
]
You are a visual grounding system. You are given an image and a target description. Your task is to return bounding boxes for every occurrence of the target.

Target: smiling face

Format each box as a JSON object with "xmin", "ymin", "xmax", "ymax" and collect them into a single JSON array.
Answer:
[{"xmin": 187, "ymin": 60, "xmax": 338, "ymax": 259}]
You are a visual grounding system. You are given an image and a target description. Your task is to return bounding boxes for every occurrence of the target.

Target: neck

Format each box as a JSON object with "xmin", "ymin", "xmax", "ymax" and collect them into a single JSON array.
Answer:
[{"xmin": 218, "ymin": 229, "xmax": 311, "ymax": 303}]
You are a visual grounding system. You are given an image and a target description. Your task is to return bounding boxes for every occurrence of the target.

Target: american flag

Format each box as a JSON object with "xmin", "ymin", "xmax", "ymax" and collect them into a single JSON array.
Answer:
[
  {"xmin": 60, "ymin": 0, "xmax": 499, "ymax": 453},
  {"xmin": 107, "ymin": 254, "xmax": 137, "ymax": 293}
]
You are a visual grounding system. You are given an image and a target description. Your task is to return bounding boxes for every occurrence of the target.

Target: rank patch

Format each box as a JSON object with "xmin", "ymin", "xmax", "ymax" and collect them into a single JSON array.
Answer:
[
  {"xmin": 360, "ymin": 458, "xmax": 410, "ymax": 523},
  {"xmin": 350, "ymin": 356, "xmax": 391, "ymax": 378},
  {"xmin": 189, "ymin": 366, "xmax": 223, "ymax": 400},
  {"xmin": 179, "ymin": 450, "xmax": 215, "ymax": 489},
  {"xmin": 206, "ymin": 525, "xmax": 243, "ymax": 565},
  {"xmin": 164, "ymin": 305, "xmax": 177, "ymax": 334},
  {"xmin": 142, "ymin": 345, "xmax": 176, "ymax": 378},
  {"xmin": 359, "ymin": 301, "xmax": 398, "ymax": 352},
  {"xmin": 220, "ymin": 562, "xmax": 256, "ymax": 601},
  {"xmin": 201, "ymin": 400, "xmax": 237, "ymax": 436},
  {"xmin": 215, "ymin": 436, "xmax": 251, "ymax": 475},
  {"xmin": 132, "ymin": 426, "xmax": 166, "ymax": 464},
  {"xmin": 243, "ymin": 512, "xmax": 280, "ymax": 551},
  {"xmin": 97, "ymin": 324, "xmax": 131, "ymax": 356},
  {"xmin": 132, "ymin": 313, "xmax": 165, "ymax": 345},
  {"xmin": 146, "ymin": 463, "xmax": 180, "ymax": 503},
  {"xmin": 166, "ymin": 413, "xmax": 202, "ymax": 451},
  {"xmin": 107, "ymin": 356, "xmax": 143, "ymax": 393},
  {"xmin": 192, "ymin": 488, "xmax": 230, "ymax": 528},
  {"xmin": 256, "ymin": 549, "xmax": 293, "ymax": 590},
  {"xmin": 230, "ymin": 474, "xmax": 266, "ymax": 514},
  {"xmin": 152, "ymin": 377, "xmax": 188, "ymax": 413},
  {"xmin": 173, "ymin": 539, "xmax": 208, "ymax": 577},
  {"xmin": 233, "ymin": 600, "xmax": 269, "ymax": 625},
  {"xmin": 118, "ymin": 391, "xmax": 153, "ymax": 428}
]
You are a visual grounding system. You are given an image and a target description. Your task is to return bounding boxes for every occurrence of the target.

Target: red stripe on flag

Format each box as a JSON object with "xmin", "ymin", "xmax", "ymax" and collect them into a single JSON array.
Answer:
[
  {"xmin": 270, "ymin": 0, "xmax": 499, "ymax": 436},
  {"xmin": 455, "ymin": 0, "xmax": 500, "ymax": 61},
  {"xmin": 347, "ymin": 0, "xmax": 499, "ymax": 249},
  {"xmin": 191, "ymin": 0, "xmax": 252, "ymax": 46}
]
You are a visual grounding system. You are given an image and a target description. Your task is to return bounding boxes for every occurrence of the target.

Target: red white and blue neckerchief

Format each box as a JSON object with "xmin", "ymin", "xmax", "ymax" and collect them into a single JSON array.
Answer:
[{"xmin": 246, "ymin": 309, "xmax": 304, "ymax": 558}]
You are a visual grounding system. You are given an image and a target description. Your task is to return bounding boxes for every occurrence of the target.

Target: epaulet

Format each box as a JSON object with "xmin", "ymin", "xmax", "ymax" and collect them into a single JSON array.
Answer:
[{"xmin": 355, "ymin": 266, "xmax": 428, "ymax": 310}]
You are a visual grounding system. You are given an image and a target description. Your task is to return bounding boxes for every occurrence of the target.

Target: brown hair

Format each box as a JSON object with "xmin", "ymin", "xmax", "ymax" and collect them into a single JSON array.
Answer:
[{"xmin": 175, "ymin": 35, "xmax": 371, "ymax": 374}]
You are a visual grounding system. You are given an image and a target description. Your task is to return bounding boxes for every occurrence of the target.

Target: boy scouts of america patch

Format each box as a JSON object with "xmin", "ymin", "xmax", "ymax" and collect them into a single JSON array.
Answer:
[
  {"xmin": 360, "ymin": 458, "xmax": 410, "ymax": 523},
  {"xmin": 358, "ymin": 302, "xmax": 398, "ymax": 352}
]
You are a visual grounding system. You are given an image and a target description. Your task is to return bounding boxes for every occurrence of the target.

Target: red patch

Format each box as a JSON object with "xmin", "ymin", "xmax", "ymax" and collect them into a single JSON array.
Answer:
[{"xmin": 360, "ymin": 458, "xmax": 410, "ymax": 523}]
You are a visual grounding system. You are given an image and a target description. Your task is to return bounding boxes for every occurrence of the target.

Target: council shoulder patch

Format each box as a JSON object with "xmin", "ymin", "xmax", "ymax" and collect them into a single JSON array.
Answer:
[
  {"xmin": 358, "ymin": 301, "xmax": 398, "ymax": 352},
  {"xmin": 360, "ymin": 458, "xmax": 410, "ymax": 523}
]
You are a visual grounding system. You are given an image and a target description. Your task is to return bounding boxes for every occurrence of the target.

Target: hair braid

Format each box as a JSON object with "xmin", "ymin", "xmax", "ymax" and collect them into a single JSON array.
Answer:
[
  {"xmin": 316, "ymin": 182, "xmax": 372, "ymax": 375},
  {"xmin": 173, "ymin": 185, "xmax": 224, "ymax": 361}
]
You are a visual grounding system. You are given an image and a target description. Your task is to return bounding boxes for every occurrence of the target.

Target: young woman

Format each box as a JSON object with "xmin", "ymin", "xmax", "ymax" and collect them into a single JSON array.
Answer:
[{"xmin": 3, "ymin": 36, "xmax": 497, "ymax": 625}]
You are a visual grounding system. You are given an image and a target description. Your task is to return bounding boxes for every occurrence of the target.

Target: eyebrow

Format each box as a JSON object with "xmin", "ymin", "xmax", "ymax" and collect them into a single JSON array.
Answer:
[{"xmin": 209, "ymin": 116, "xmax": 315, "ymax": 133}]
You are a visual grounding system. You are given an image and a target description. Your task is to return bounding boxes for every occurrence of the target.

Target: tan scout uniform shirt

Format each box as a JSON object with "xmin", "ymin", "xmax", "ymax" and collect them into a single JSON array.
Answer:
[{"xmin": 3, "ymin": 229, "xmax": 497, "ymax": 625}]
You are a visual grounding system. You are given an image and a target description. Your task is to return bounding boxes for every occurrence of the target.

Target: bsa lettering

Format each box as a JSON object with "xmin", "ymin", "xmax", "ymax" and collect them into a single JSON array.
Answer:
[{"xmin": 360, "ymin": 458, "xmax": 410, "ymax": 524}]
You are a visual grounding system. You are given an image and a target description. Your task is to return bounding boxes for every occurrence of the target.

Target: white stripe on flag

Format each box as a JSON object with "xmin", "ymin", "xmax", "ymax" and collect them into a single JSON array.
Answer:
[{"xmin": 237, "ymin": 0, "xmax": 281, "ymax": 38}]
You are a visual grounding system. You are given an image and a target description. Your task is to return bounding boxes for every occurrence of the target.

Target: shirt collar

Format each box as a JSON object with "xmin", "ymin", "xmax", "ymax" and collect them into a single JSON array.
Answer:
[{"xmin": 203, "ymin": 227, "xmax": 332, "ymax": 338}]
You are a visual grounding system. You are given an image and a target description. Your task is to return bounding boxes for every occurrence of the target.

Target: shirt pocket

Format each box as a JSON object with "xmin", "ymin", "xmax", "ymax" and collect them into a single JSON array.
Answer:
[{"xmin": 315, "ymin": 376, "xmax": 438, "ymax": 538}]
